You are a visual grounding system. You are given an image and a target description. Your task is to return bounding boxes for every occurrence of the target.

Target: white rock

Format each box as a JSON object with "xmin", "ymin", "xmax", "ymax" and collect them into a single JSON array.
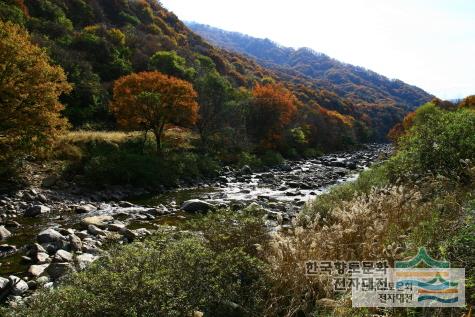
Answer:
[{"xmin": 9, "ymin": 276, "xmax": 28, "ymax": 295}]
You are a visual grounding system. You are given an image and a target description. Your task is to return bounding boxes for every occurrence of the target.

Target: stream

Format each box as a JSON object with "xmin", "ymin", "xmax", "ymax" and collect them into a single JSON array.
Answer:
[{"xmin": 0, "ymin": 144, "xmax": 391, "ymax": 298}]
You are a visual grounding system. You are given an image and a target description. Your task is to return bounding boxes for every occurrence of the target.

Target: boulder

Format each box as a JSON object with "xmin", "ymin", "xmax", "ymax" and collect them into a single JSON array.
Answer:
[
  {"xmin": 281, "ymin": 164, "xmax": 292, "ymax": 172},
  {"xmin": 0, "ymin": 277, "xmax": 9, "ymax": 291},
  {"xmin": 181, "ymin": 199, "xmax": 214, "ymax": 213},
  {"xmin": 0, "ymin": 226, "xmax": 12, "ymax": 240},
  {"xmin": 27, "ymin": 243, "xmax": 47, "ymax": 256},
  {"xmin": 0, "ymin": 244, "xmax": 17, "ymax": 257},
  {"xmin": 68, "ymin": 234, "xmax": 82, "ymax": 251},
  {"xmin": 121, "ymin": 229, "xmax": 137, "ymax": 241},
  {"xmin": 134, "ymin": 228, "xmax": 152, "ymax": 237},
  {"xmin": 37, "ymin": 228, "xmax": 64, "ymax": 244},
  {"xmin": 75, "ymin": 204, "xmax": 97, "ymax": 214},
  {"xmin": 9, "ymin": 276, "xmax": 28, "ymax": 295},
  {"xmin": 87, "ymin": 225, "xmax": 106, "ymax": 236},
  {"xmin": 239, "ymin": 165, "xmax": 252, "ymax": 175},
  {"xmin": 34, "ymin": 252, "xmax": 50, "ymax": 264},
  {"xmin": 119, "ymin": 201, "xmax": 134, "ymax": 208},
  {"xmin": 107, "ymin": 222, "xmax": 126, "ymax": 232},
  {"xmin": 345, "ymin": 161, "xmax": 358, "ymax": 170},
  {"xmin": 81, "ymin": 215, "xmax": 113, "ymax": 228},
  {"xmin": 75, "ymin": 253, "xmax": 98, "ymax": 270},
  {"xmin": 53, "ymin": 250, "xmax": 73, "ymax": 262},
  {"xmin": 27, "ymin": 264, "xmax": 49, "ymax": 278},
  {"xmin": 25, "ymin": 205, "xmax": 50, "ymax": 217}
]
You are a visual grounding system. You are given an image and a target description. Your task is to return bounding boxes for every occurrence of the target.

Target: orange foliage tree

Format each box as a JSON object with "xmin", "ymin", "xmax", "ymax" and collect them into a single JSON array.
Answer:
[
  {"xmin": 110, "ymin": 71, "xmax": 198, "ymax": 151},
  {"xmin": 0, "ymin": 21, "xmax": 71, "ymax": 169},
  {"xmin": 247, "ymin": 83, "xmax": 298, "ymax": 149}
]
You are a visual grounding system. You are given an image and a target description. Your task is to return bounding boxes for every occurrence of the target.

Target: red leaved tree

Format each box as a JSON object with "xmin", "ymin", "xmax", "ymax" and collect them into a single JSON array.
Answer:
[
  {"xmin": 110, "ymin": 71, "xmax": 198, "ymax": 152},
  {"xmin": 247, "ymin": 83, "xmax": 298, "ymax": 149}
]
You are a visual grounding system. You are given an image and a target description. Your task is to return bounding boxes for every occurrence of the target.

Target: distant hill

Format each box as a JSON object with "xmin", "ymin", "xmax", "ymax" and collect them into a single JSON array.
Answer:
[{"xmin": 187, "ymin": 22, "xmax": 433, "ymax": 112}]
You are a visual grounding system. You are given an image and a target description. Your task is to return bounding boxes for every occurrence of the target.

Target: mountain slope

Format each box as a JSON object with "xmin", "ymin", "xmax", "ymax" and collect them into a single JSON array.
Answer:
[
  {"xmin": 187, "ymin": 22, "xmax": 433, "ymax": 111},
  {"xmin": 0, "ymin": 0, "xmax": 411, "ymax": 146}
]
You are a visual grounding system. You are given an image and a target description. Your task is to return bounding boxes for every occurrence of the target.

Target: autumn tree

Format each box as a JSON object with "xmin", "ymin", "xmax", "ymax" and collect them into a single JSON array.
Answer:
[
  {"xmin": 110, "ymin": 71, "xmax": 198, "ymax": 151},
  {"xmin": 459, "ymin": 95, "xmax": 475, "ymax": 109},
  {"xmin": 247, "ymin": 83, "xmax": 298, "ymax": 149},
  {"xmin": 0, "ymin": 21, "xmax": 71, "ymax": 174}
]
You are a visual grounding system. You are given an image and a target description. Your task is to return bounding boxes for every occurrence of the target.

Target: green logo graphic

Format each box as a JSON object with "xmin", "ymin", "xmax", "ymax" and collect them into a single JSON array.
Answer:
[{"xmin": 395, "ymin": 247, "xmax": 449, "ymax": 269}]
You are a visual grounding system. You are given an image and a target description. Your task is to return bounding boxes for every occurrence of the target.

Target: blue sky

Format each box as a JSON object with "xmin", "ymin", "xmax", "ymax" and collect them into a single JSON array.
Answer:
[{"xmin": 161, "ymin": 0, "xmax": 475, "ymax": 99}]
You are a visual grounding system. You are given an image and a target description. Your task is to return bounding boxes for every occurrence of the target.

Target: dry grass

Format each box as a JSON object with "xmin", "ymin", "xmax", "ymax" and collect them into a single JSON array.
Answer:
[
  {"xmin": 262, "ymin": 181, "xmax": 464, "ymax": 316},
  {"xmin": 58, "ymin": 128, "xmax": 199, "ymax": 148},
  {"xmin": 58, "ymin": 130, "xmax": 142, "ymax": 144}
]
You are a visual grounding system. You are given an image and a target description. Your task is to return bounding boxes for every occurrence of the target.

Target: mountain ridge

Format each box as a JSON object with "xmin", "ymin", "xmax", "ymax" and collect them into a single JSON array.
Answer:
[{"xmin": 187, "ymin": 22, "xmax": 433, "ymax": 111}]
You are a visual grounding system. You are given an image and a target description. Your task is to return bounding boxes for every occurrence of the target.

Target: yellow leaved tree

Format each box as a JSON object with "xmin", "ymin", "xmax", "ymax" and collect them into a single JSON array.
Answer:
[{"xmin": 0, "ymin": 21, "xmax": 71, "ymax": 174}]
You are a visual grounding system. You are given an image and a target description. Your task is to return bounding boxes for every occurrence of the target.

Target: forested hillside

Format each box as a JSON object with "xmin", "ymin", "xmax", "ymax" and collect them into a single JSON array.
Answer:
[
  {"xmin": 0, "ymin": 0, "xmax": 426, "ymax": 147},
  {"xmin": 188, "ymin": 23, "xmax": 433, "ymax": 115}
]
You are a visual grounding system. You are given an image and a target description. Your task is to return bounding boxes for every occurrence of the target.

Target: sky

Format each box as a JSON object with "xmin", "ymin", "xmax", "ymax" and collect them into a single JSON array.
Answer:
[{"xmin": 160, "ymin": 0, "xmax": 475, "ymax": 100}]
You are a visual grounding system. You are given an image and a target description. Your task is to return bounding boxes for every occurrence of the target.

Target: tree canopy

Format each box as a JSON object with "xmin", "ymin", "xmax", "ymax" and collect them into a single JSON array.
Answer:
[
  {"xmin": 110, "ymin": 71, "xmax": 198, "ymax": 151},
  {"xmin": 248, "ymin": 83, "xmax": 298, "ymax": 149},
  {"xmin": 0, "ymin": 20, "xmax": 71, "ymax": 172}
]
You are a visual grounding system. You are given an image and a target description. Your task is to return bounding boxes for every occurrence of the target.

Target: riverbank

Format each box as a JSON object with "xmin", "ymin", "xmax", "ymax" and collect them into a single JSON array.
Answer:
[{"xmin": 0, "ymin": 144, "xmax": 391, "ymax": 304}]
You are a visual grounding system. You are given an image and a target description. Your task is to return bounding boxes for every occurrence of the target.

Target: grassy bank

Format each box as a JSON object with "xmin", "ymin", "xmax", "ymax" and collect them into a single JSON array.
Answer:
[{"xmin": 50, "ymin": 128, "xmax": 323, "ymax": 189}]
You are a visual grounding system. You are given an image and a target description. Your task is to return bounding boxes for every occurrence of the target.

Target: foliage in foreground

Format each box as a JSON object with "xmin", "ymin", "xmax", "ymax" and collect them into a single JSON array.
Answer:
[{"xmin": 4, "ymin": 211, "xmax": 271, "ymax": 317}]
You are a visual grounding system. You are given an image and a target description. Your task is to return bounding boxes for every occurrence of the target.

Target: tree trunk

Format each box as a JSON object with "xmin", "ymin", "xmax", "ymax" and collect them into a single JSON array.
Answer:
[
  {"xmin": 153, "ymin": 122, "xmax": 166, "ymax": 154},
  {"xmin": 141, "ymin": 130, "xmax": 148, "ymax": 153},
  {"xmin": 153, "ymin": 129, "xmax": 161, "ymax": 154}
]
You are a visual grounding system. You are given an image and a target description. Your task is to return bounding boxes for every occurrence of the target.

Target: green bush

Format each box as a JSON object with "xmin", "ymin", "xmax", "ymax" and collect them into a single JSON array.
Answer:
[
  {"xmin": 148, "ymin": 51, "xmax": 196, "ymax": 80},
  {"xmin": 6, "ymin": 213, "xmax": 270, "ymax": 317},
  {"xmin": 442, "ymin": 203, "xmax": 475, "ymax": 304},
  {"xmin": 260, "ymin": 150, "xmax": 284, "ymax": 167},
  {"xmin": 302, "ymin": 148, "xmax": 323, "ymax": 159},
  {"xmin": 237, "ymin": 151, "xmax": 262, "ymax": 169},
  {"xmin": 182, "ymin": 208, "xmax": 269, "ymax": 256},
  {"xmin": 66, "ymin": 137, "xmax": 223, "ymax": 187},
  {"xmin": 388, "ymin": 104, "xmax": 475, "ymax": 181},
  {"xmin": 0, "ymin": 2, "xmax": 26, "ymax": 25}
]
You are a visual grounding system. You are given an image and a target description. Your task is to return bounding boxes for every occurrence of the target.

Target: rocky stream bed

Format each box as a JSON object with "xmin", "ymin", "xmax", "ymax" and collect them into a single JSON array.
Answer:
[{"xmin": 0, "ymin": 144, "xmax": 391, "ymax": 306}]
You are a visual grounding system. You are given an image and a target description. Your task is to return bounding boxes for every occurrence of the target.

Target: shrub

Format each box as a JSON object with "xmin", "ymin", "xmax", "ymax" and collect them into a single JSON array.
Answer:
[
  {"xmin": 260, "ymin": 150, "xmax": 285, "ymax": 167},
  {"xmin": 387, "ymin": 104, "xmax": 475, "ymax": 181},
  {"xmin": 237, "ymin": 151, "xmax": 262, "ymax": 169},
  {"xmin": 6, "ymin": 216, "xmax": 270, "ymax": 317},
  {"xmin": 182, "ymin": 208, "xmax": 269, "ymax": 256},
  {"xmin": 299, "ymin": 164, "xmax": 390, "ymax": 223},
  {"xmin": 303, "ymin": 148, "xmax": 323, "ymax": 159}
]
